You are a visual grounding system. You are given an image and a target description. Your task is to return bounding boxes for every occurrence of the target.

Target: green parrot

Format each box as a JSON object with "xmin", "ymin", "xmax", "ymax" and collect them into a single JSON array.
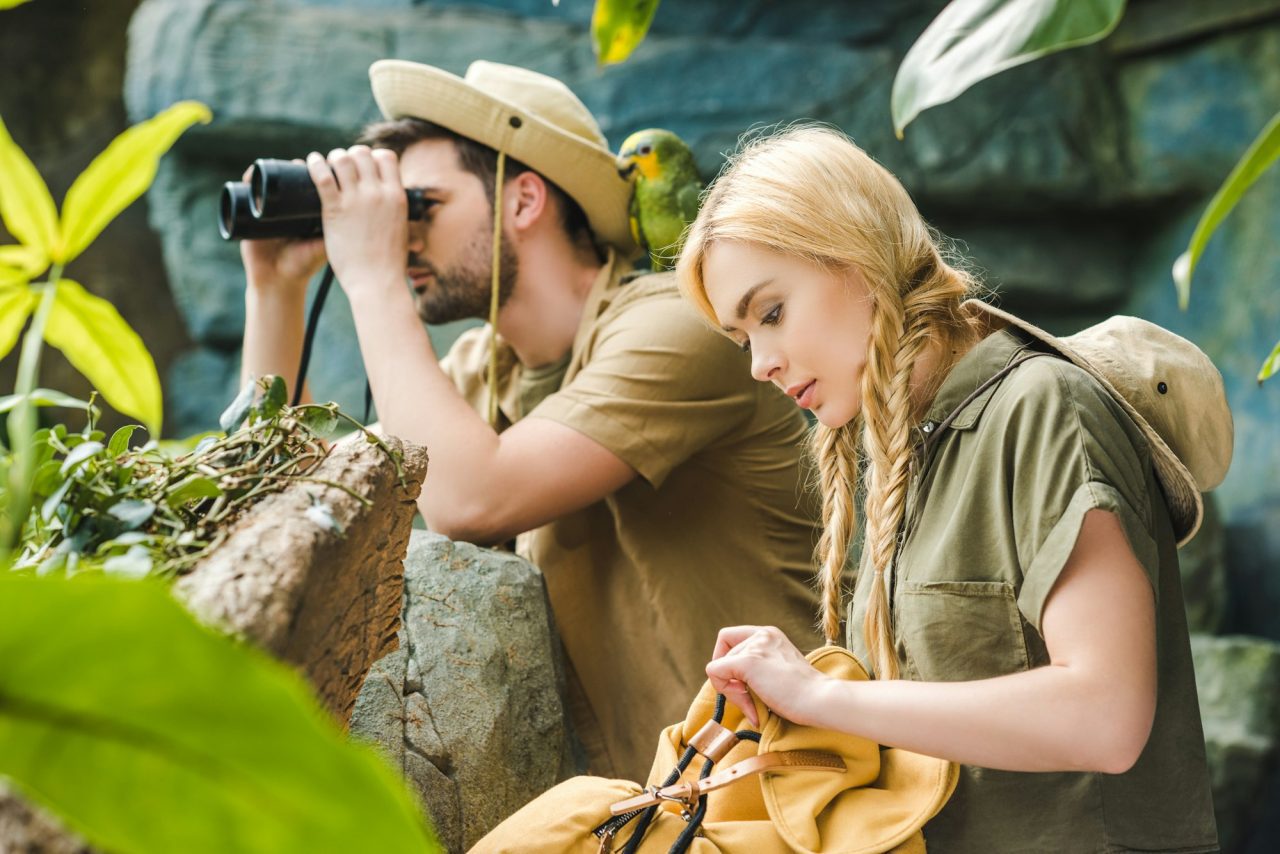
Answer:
[{"xmin": 616, "ymin": 128, "xmax": 703, "ymax": 272}]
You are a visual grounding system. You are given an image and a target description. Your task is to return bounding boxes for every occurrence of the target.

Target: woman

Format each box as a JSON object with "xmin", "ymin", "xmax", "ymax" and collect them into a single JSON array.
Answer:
[{"xmin": 675, "ymin": 125, "xmax": 1223, "ymax": 852}]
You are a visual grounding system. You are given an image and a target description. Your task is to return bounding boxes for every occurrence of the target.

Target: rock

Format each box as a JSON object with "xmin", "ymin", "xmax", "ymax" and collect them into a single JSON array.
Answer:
[
  {"xmin": 1192, "ymin": 634, "xmax": 1280, "ymax": 853},
  {"xmin": 175, "ymin": 434, "xmax": 428, "ymax": 724},
  {"xmin": 1117, "ymin": 24, "xmax": 1280, "ymax": 200},
  {"xmin": 349, "ymin": 531, "xmax": 576, "ymax": 852}
]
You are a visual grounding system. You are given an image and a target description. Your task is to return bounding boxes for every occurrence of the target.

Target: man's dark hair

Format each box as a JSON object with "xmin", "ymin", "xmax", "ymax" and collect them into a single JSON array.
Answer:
[{"xmin": 358, "ymin": 117, "xmax": 600, "ymax": 259}]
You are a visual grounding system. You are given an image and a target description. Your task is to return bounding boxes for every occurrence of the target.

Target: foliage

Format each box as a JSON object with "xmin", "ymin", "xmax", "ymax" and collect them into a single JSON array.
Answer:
[
  {"xmin": 891, "ymin": 0, "xmax": 1125, "ymax": 139},
  {"xmin": 0, "ymin": 572, "xmax": 438, "ymax": 853},
  {"xmin": 10, "ymin": 376, "xmax": 394, "ymax": 580},
  {"xmin": 1171, "ymin": 111, "xmax": 1280, "ymax": 381},
  {"xmin": 0, "ymin": 102, "xmax": 212, "ymax": 433},
  {"xmin": 0, "ymin": 0, "xmax": 33, "ymax": 8},
  {"xmin": 592, "ymin": 0, "xmax": 662, "ymax": 66}
]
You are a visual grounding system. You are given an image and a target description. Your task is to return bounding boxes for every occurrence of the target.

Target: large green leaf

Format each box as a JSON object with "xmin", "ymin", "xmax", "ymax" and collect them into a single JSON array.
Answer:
[
  {"xmin": 892, "ymin": 0, "xmax": 1126, "ymax": 138},
  {"xmin": 1173, "ymin": 110, "xmax": 1280, "ymax": 310},
  {"xmin": 0, "ymin": 286, "xmax": 37, "ymax": 361},
  {"xmin": 57, "ymin": 101, "xmax": 212, "ymax": 264},
  {"xmin": 0, "ymin": 115, "xmax": 58, "ymax": 260},
  {"xmin": 0, "ymin": 0, "xmax": 35, "ymax": 9},
  {"xmin": 0, "ymin": 574, "xmax": 437, "ymax": 853},
  {"xmin": 42, "ymin": 278, "xmax": 163, "ymax": 435},
  {"xmin": 591, "ymin": 0, "xmax": 662, "ymax": 66}
]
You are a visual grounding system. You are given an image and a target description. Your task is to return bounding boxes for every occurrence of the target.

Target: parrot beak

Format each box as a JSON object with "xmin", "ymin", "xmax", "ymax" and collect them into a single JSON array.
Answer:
[{"xmin": 615, "ymin": 153, "xmax": 637, "ymax": 179}]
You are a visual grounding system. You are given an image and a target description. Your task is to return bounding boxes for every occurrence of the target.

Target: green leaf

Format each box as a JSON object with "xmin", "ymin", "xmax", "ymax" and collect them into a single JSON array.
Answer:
[
  {"xmin": 591, "ymin": 0, "xmax": 662, "ymax": 66},
  {"xmin": 219, "ymin": 381, "xmax": 256, "ymax": 433},
  {"xmin": 0, "ymin": 574, "xmax": 438, "ymax": 853},
  {"xmin": 164, "ymin": 474, "xmax": 222, "ymax": 507},
  {"xmin": 255, "ymin": 375, "xmax": 287, "ymax": 422},
  {"xmin": 0, "ymin": 387, "xmax": 93, "ymax": 415},
  {"xmin": 0, "ymin": 0, "xmax": 35, "ymax": 9},
  {"xmin": 0, "ymin": 286, "xmax": 37, "ymax": 360},
  {"xmin": 107, "ymin": 424, "xmax": 142, "ymax": 457},
  {"xmin": 0, "ymin": 114, "xmax": 58, "ymax": 260},
  {"xmin": 106, "ymin": 499, "xmax": 155, "ymax": 530},
  {"xmin": 1173, "ymin": 110, "xmax": 1280, "ymax": 310},
  {"xmin": 43, "ymin": 278, "xmax": 163, "ymax": 436},
  {"xmin": 57, "ymin": 101, "xmax": 212, "ymax": 264},
  {"xmin": 296, "ymin": 404, "xmax": 340, "ymax": 437},
  {"xmin": 0, "ymin": 244, "xmax": 46, "ymax": 285},
  {"xmin": 102, "ymin": 544, "xmax": 152, "ymax": 578},
  {"xmin": 1259, "ymin": 338, "xmax": 1280, "ymax": 385},
  {"xmin": 892, "ymin": 0, "xmax": 1126, "ymax": 138},
  {"xmin": 59, "ymin": 440, "xmax": 104, "ymax": 476}
]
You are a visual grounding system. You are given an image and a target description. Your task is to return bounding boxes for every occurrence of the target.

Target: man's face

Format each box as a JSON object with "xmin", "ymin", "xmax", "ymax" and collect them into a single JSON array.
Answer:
[{"xmin": 398, "ymin": 138, "xmax": 516, "ymax": 324}]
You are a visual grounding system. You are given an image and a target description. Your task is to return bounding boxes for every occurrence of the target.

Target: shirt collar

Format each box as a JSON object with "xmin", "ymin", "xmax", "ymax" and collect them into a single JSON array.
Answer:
[{"xmin": 922, "ymin": 327, "xmax": 1032, "ymax": 433}]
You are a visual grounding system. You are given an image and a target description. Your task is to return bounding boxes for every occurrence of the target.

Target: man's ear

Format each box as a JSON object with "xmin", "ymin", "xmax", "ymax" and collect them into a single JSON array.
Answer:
[{"xmin": 508, "ymin": 170, "xmax": 549, "ymax": 234}]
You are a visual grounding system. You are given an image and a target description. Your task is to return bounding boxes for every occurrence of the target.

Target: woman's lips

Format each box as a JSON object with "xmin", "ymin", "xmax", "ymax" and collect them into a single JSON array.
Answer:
[
  {"xmin": 795, "ymin": 381, "xmax": 816, "ymax": 409},
  {"xmin": 784, "ymin": 380, "xmax": 816, "ymax": 408}
]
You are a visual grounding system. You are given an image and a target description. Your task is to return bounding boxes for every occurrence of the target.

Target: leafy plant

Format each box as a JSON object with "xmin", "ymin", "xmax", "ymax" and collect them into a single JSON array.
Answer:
[
  {"xmin": 0, "ymin": 101, "xmax": 212, "ymax": 435},
  {"xmin": 12, "ymin": 376, "xmax": 397, "ymax": 579},
  {"xmin": 0, "ymin": 572, "xmax": 438, "ymax": 853},
  {"xmin": 891, "ymin": 0, "xmax": 1126, "ymax": 139}
]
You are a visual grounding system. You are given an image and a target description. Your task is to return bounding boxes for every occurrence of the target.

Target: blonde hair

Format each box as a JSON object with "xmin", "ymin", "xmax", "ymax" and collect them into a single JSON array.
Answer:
[{"xmin": 676, "ymin": 125, "xmax": 981, "ymax": 679}]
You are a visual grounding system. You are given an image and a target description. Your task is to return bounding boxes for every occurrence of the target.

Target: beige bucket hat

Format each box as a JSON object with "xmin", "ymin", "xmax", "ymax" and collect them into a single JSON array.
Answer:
[
  {"xmin": 967, "ymin": 300, "xmax": 1234, "ymax": 546},
  {"xmin": 368, "ymin": 59, "xmax": 637, "ymax": 255}
]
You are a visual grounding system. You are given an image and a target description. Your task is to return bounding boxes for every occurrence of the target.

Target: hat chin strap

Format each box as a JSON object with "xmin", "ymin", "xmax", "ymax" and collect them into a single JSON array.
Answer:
[{"xmin": 486, "ymin": 150, "xmax": 507, "ymax": 427}]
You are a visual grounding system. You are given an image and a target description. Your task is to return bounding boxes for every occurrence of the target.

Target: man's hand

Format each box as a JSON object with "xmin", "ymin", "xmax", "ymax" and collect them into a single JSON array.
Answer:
[
  {"xmin": 306, "ymin": 146, "xmax": 408, "ymax": 293},
  {"xmin": 239, "ymin": 161, "xmax": 327, "ymax": 295}
]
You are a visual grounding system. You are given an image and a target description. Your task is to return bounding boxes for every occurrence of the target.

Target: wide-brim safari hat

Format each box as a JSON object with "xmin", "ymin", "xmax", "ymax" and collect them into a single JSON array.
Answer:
[
  {"xmin": 967, "ymin": 300, "xmax": 1233, "ymax": 546},
  {"xmin": 368, "ymin": 58, "xmax": 637, "ymax": 255}
]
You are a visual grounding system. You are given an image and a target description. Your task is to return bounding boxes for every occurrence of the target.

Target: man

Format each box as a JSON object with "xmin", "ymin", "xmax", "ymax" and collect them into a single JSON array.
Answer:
[{"xmin": 240, "ymin": 59, "xmax": 820, "ymax": 779}]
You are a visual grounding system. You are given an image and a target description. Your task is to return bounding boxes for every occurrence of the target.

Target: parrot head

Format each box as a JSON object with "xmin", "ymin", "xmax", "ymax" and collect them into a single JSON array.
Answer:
[{"xmin": 616, "ymin": 128, "xmax": 693, "ymax": 182}]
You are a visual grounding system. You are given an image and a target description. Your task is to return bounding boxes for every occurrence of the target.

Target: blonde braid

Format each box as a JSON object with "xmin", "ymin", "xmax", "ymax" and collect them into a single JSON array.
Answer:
[
  {"xmin": 812, "ymin": 422, "xmax": 860, "ymax": 645},
  {"xmin": 858, "ymin": 297, "xmax": 935, "ymax": 680}
]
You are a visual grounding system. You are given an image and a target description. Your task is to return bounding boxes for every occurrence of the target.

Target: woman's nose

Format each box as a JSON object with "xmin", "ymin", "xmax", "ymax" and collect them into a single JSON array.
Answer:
[{"xmin": 750, "ymin": 345, "xmax": 782, "ymax": 383}]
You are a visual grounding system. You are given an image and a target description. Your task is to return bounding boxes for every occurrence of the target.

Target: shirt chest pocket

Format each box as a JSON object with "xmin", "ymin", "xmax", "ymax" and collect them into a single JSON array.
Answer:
[{"xmin": 895, "ymin": 580, "xmax": 1032, "ymax": 682}]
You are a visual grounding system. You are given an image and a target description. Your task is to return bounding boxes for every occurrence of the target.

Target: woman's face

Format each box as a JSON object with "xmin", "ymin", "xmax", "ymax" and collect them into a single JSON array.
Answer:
[{"xmin": 703, "ymin": 241, "xmax": 873, "ymax": 428}]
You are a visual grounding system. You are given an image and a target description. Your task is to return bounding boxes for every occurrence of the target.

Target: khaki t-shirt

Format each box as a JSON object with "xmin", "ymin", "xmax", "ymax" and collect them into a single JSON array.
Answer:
[
  {"xmin": 441, "ymin": 254, "xmax": 822, "ymax": 780},
  {"xmin": 846, "ymin": 327, "xmax": 1218, "ymax": 853}
]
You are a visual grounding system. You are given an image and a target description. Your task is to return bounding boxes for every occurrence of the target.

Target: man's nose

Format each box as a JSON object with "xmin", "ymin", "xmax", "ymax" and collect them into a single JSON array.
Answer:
[{"xmin": 406, "ymin": 220, "xmax": 426, "ymax": 254}]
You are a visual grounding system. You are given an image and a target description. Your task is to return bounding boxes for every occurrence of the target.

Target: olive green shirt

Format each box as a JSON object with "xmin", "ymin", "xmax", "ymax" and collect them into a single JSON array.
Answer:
[
  {"xmin": 441, "ymin": 254, "xmax": 821, "ymax": 781},
  {"xmin": 847, "ymin": 327, "xmax": 1218, "ymax": 853}
]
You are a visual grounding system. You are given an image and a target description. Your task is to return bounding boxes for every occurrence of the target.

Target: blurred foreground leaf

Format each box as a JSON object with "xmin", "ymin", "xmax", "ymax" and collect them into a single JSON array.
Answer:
[
  {"xmin": 0, "ymin": 573, "xmax": 438, "ymax": 853},
  {"xmin": 892, "ymin": 0, "xmax": 1125, "ymax": 138},
  {"xmin": 1173, "ymin": 110, "xmax": 1280, "ymax": 310},
  {"xmin": 0, "ymin": 287, "xmax": 37, "ymax": 360},
  {"xmin": 1259, "ymin": 339, "xmax": 1280, "ymax": 385},
  {"xmin": 0, "ymin": 115, "xmax": 58, "ymax": 261}
]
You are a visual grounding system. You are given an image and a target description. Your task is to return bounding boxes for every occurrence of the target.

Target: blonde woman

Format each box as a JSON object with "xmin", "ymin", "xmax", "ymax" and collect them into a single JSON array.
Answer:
[{"xmin": 676, "ymin": 126, "xmax": 1224, "ymax": 852}]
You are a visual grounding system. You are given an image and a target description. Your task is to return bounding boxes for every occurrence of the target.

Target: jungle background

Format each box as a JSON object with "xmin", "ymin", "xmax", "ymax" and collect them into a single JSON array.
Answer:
[{"xmin": 2, "ymin": 0, "xmax": 1278, "ymax": 851}]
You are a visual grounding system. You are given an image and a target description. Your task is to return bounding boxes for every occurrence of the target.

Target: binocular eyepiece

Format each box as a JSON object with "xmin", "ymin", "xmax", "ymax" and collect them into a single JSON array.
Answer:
[{"xmin": 219, "ymin": 159, "xmax": 431, "ymax": 240}]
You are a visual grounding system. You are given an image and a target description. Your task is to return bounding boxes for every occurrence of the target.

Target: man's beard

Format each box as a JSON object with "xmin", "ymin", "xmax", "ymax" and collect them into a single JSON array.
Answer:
[{"xmin": 412, "ymin": 223, "xmax": 518, "ymax": 325}]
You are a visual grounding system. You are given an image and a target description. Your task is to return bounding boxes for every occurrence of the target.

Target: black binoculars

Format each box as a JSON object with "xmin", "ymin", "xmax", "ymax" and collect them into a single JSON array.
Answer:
[{"xmin": 219, "ymin": 159, "xmax": 431, "ymax": 240}]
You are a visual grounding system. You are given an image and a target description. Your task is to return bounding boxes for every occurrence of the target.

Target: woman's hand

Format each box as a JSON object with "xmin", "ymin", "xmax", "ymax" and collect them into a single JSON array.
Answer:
[{"xmin": 705, "ymin": 626, "xmax": 831, "ymax": 728}]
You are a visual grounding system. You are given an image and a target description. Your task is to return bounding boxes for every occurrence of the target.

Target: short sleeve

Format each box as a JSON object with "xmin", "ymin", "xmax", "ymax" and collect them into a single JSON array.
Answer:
[
  {"xmin": 1006, "ymin": 360, "xmax": 1160, "ymax": 632},
  {"xmin": 527, "ymin": 292, "xmax": 757, "ymax": 488}
]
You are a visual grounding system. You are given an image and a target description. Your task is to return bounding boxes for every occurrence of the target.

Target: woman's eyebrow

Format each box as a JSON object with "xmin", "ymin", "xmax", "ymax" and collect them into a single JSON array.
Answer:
[{"xmin": 720, "ymin": 278, "xmax": 774, "ymax": 332}]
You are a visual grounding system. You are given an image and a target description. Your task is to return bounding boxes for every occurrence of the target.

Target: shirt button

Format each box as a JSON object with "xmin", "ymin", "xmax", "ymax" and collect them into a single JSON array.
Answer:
[{"xmin": 922, "ymin": 422, "xmax": 935, "ymax": 434}]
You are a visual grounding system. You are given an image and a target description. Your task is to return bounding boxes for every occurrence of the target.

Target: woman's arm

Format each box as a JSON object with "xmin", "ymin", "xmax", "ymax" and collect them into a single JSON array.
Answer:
[{"xmin": 706, "ymin": 508, "xmax": 1157, "ymax": 774}]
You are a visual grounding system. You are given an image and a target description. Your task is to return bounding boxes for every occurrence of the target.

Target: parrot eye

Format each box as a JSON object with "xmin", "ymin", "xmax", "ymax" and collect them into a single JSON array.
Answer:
[{"xmin": 638, "ymin": 144, "xmax": 653, "ymax": 156}]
